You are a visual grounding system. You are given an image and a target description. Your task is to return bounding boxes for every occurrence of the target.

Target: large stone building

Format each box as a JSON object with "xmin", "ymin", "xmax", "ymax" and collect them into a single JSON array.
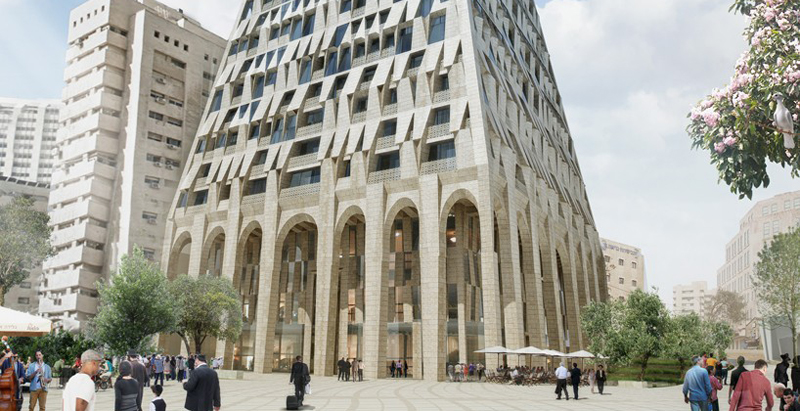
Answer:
[
  {"xmin": 672, "ymin": 281, "xmax": 715, "ymax": 317},
  {"xmin": 717, "ymin": 190, "xmax": 800, "ymax": 350},
  {"xmin": 601, "ymin": 238, "xmax": 645, "ymax": 301},
  {"xmin": 160, "ymin": 0, "xmax": 607, "ymax": 381},
  {"xmin": 0, "ymin": 98, "xmax": 62, "ymax": 185},
  {"xmin": 39, "ymin": 0, "xmax": 226, "ymax": 330},
  {"xmin": 0, "ymin": 176, "xmax": 50, "ymax": 313}
]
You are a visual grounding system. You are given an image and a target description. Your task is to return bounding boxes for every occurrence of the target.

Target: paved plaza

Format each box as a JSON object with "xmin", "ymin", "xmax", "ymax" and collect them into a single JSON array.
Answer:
[{"xmin": 43, "ymin": 373, "xmax": 691, "ymax": 410}]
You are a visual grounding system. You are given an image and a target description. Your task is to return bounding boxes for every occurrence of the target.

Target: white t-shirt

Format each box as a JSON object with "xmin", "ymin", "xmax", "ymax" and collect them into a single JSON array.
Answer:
[{"xmin": 62, "ymin": 373, "xmax": 95, "ymax": 411}]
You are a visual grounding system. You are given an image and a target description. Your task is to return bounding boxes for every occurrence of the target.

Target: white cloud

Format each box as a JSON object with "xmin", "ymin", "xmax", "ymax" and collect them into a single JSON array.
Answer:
[{"xmin": 538, "ymin": 0, "xmax": 797, "ymax": 306}]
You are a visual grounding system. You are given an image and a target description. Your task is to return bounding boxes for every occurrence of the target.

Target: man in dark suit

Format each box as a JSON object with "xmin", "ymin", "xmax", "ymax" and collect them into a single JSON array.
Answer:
[
  {"xmin": 127, "ymin": 349, "xmax": 148, "ymax": 411},
  {"xmin": 570, "ymin": 363, "xmax": 582, "ymax": 400},
  {"xmin": 289, "ymin": 356, "xmax": 310, "ymax": 407},
  {"xmin": 183, "ymin": 355, "xmax": 221, "ymax": 411}
]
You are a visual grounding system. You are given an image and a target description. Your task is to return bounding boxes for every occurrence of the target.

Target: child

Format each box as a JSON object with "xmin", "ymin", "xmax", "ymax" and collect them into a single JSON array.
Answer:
[{"xmin": 150, "ymin": 384, "xmax": 166, "ymax": 411}]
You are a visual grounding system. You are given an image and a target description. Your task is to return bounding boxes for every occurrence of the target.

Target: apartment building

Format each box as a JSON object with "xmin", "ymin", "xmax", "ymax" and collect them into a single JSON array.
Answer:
[
  {"xmin": 673, "ymin": 281, "xmax": 715, "ymax": 317},
  {"xmin": 717, "ymin": 190, "xmax": 800, "ymax": 350},
  {"xmin": 160, "ymin": 0, "xmax": 607, "ymax": 380},
  {"xmin": 39, "ymin": 0, "xmax": 226, "ymax": 330},
  {"xmin": 0, "ymin": 98, "xmax": 63, "ymax": 185},
  {"xmin": 0, "ymin": 176, "xmax": 50, "ymax": 313},
  {"xmin": 601, "ymin": 238, "xmax": 645, "ymax": 301}
]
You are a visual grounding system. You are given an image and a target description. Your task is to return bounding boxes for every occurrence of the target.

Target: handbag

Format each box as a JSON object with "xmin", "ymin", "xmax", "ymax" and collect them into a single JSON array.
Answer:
[{"xmin": 304, "ymin": 383, "xmax": 311, "ymax": 395}]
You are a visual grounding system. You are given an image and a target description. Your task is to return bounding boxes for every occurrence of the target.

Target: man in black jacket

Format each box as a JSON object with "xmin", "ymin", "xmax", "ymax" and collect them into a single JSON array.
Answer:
[
  {"xmin": 183, "ymin": 355, "xmax": 221, "ymax": 411},
  {"xmin": 337, "ymin": 357, "xmax": 347, "ymax": 381},
  {"xmin": 570, "ymin": 363, "xmax": 582, "ymax": 400},
  {"xmin": 290, "ymin": 356, "xmax": 310, "ymax": 407},
  {"xmin": 596, "ymin": 365, "xmax": 607, "ymax": 395},
  {"xmin": 127, "ymin": 349, "xmax": 148, "ymax": 411}
]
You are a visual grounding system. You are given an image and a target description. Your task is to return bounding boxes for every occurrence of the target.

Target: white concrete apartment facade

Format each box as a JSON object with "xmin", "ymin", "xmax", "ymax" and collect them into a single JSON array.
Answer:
[
  {"xmin": 0, "ymin": 176, "xmax": 50, "ymax": 313},
  {"xmin": 0, "ymin": 98, "xmax": 63, "ymax": 185},
  {"xmin": 39, "ymin": 0, "xmax": 226, "ymax": 330},
  {"xmin": 672, "ymin": 281, "xmax": 714, "ymax": 317},
  {"xmin": 717, "ymin": 190, "xmax": 800, "ymax": 349},
  {"xmin": 601, "ymin": 238, "xmax": 645, "ymax": 302},
  {"xmin": 160, "ymin": 0, "xmax": 607, "ymax": 381}
]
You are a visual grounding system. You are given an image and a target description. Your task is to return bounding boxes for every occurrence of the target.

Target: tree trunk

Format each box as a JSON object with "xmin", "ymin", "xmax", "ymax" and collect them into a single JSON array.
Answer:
[
  {"xmin": 793, "ymin": 324, "xmax": 797, "ymax": 364},
  {"xmin": 193, "ymin": 335, "xmax": 205, "ymax": 356},
  {"xmin": 639, "ymin": 356, "xmax": 649, "ymax": 382},
  {"xmin": 178, "ymin": 333, "xmax": 191, "ymax": 356},
  {"xmin": 0, "ymin": 287, "xmax": 5, "ymax": 307}
]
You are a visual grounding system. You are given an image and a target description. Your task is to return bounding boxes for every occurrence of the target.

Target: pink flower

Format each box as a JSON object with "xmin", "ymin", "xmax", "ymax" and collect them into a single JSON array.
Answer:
[
  {"xmin": 723, "ymin": 136, "xmax": 737, "ymax": 147},
  {"xmin": 714, "ymin": 142, "xmax": 726, "ymax": 153},
  {"xmin": 703, "ymin": 110, "xmax": 721, "ymax": 127}
]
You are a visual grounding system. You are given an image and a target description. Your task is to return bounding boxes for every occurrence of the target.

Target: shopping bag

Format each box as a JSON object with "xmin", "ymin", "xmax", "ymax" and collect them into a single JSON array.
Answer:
[{"xmin": 305, "ymin": 383, "xmax": 311, "ymax": 395}]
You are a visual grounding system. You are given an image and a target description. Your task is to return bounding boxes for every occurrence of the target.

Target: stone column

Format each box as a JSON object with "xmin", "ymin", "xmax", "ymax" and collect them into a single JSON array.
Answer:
[
  {"xmin": 476, "ymin": 171, "xmax": 501, "ymax": 370},
  {"xmin": 362, "ymin": 184, "xmax": 386, "ymax": 379},
  {"xmin": 252, "ymin": 172, "xmax": 281, "ymax": 373},
  {"xmin": 313, "ymin": 160, "xmax": 337, "ymax": 375},
  {"xmin": 216, "ymin": 179, "xmax": 242, "ymax": 369},
  {"xmin": 419, "ymin": 175, "xmax": 444, "ymax": 381}
]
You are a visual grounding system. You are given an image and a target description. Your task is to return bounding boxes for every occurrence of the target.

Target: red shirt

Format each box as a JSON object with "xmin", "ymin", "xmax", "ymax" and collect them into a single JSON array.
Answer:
[{"xmin": 730, "ymin": 370, "xmax": 774, "ymax": 411}]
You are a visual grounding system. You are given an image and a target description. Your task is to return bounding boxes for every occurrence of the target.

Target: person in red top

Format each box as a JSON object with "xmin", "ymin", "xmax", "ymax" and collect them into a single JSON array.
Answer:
[{"xmin": 730, "ymin": 359, "xmax": 774, "ymax": 411}]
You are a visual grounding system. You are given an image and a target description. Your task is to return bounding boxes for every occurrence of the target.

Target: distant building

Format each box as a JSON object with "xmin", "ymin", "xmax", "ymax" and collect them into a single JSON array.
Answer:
[
  {"xmin": 673, "ymin": 281, "xmax": 715, "ymax": 317},
  {"xmin": 0, "ymin": 98, "xmax": 62, "ymax": 185},
  {"xmin": 715, "ymin": 190, "xmax": 800, "ymax": 352},
  {"xmin": 0, "ymin": 176, "xmax": 50, "ymax": 313},
  {"xmin": 601, "ymin": 238, "xmax": 645, "ymax": 301},
  {"xmin": 39, "ymin": 0, "xmax": 226, "ymax": 330}
]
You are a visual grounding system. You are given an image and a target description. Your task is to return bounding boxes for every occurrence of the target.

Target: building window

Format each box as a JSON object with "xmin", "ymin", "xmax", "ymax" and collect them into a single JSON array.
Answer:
[
  {"xmin": 247, "ymin": 178, "xmax": 267, "ymax": 195},
  {"xmin": 429, "ymin": 14, "xmax": 446, "ymax": 44},
  {"xmin": 631, "ymin": 280, "xmax": 637, "ymax": 288},
  {"xmin": 618, "ymin": 258, "xmax": 624, "ymax": 266},
  {"xmin": 193, "ymin": 190, "xmax": 209, "ymax": 206},
  {"xmin": 376, "ymin": 152, "xmax": 400, "ymax": 171},
  {"xmin": 17, "ymin": 297, "xmax": 30, "ymax": 305},
  {"xmin": 142, "ymin": 248, "xmax": 156, "ymax": 260},
  {"xmin": 289, "ymin": 167, "xmax": 321, "ymax": 187},
  {"xmin": 254, "ymin": 150, "xmax": 268, "ymax": 165},
  {"xmin": 433, "ymin": 107, "xmax": 450, "ymax": 125},
  {"xmin": 428, "ymin": 141, "xmax": 455, "ymax": 161},
  {"xmin": 618, "ymin": 277, "xmax": 624, "ymax": 285},
  {"xmin": 397, "ymin": 26, "xmax": 413, "ymax": 54},
  {"xmin": 631, "ymin": 261, "xmax": 637, "ymax": 269},
  {"xmin": 19, "ymin": 282, "xmax": 31, "ymax": 289}
]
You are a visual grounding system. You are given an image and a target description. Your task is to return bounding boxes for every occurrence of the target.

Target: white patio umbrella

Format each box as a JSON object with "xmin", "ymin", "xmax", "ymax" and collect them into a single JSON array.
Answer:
[
  {"xmin": 510, "ymin": 346, "xmax": 547, "ymax": 366},
  {"xmin": 565, "ymin": 350, "xmax": 595, "ymax": 358},
  {"xmin": 0, "ymin": 306, "xmax": 51, "ymax": 337}
]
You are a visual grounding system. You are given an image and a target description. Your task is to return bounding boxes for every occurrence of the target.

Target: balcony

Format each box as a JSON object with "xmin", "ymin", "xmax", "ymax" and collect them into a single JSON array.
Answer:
[
  {"xmin": 376, "ymin": 135, "xmax": 396, "ymax": 151},
  {"xmin": 296, "ymin": 123, "xmax": 323, "ymax": 140},
  {"xmin": 383, "ymin": 103, "xmax": 397, "ymax": 116},
  {"xmin": 353, "ymin": 56, "xmax": 365, "ymax": 67},
  {"xmin": 352, "ymin": 111, "xmax": 367, "ymax": 123},
  {"xmin": 45, "ymin": 245, "xmax": 105, "ymax": 271},
  {"xmin": 406, "ymin": 67, "xmax": 419, "ymax": 78},
  {"xmin": 42, "ymin": 292, "xmax": 99, "ymax": 315},
  {"xmin": 357, "ymin": 81, "xmax": 371, "ymax": 91},
  {"xmin": 352, "ymin": 6, "xmax": 365, "ymax": 17},
  {"xmin": 311, "ymin": 69, "xmax": 324, "ymax": 81},
  {"xmin": 304, "ymin": 95, "xmax": 320, "ymax": 107},
  {"xmin": 287, "ymin": 153, "xmax": 319, "ymax": 171},
  {"xmin": 50, "ymin": 177, "xmax": 113, "ymax": 205},
  {"xmin": 281, "ymin": 182, "xmax": 320, "ymax": 198},
  {"xmin": 427, "ymin": 123, "xmax": 451, "ymax": 139},
  {"xmin": 420, "ymin": 157, "xmax": 457, "ymax": 175},
  {"xmin": 433, "ymin": 90, "xmax": 451, "ymax": 104},
  {"xmin": 366, "ymin": 51, "xmax": 381, "ymax": 64},
  {"xmin": 368, "ymin": 168, "xmax": 400, "ymax": 184},
  {"xmin": 51, "ymin": 220, "xmax": 107, "ymax": 248},
  {"xmin": 49, "ymin": 199, "xmax": 109, "ymax": 227},
  {"xmin": 241, "ymin": 192, "xmax": 266, "ymax": 205},
  {"xmin": 39, "ymin": 268, "xmax": 101, "ymax": 293}
]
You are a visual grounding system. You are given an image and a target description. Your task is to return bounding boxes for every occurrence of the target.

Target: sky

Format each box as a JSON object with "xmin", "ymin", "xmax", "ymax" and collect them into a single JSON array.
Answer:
[{"xmin": 0, "ymin": 0, "xmax": 796, "ymax": 306}]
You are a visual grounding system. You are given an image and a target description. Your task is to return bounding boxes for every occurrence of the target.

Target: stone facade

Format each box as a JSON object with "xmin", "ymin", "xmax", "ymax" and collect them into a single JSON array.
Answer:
[
  {"xmin": 40, "ymin": 0, "xmax": 226, "ymax": 330},
  {"xmin": 0, "ymin": 98, "xmax": 62, "ymax": 185},
  {"xmin": 0, "ymin": 176, "xmax": 50, "ymax": 313},
  {"xmin": 601, "ymin": 238, "xmax": 645, "ymax": 302},
  {"xmin": 672, "ymin": 280, "xmax": 714, "ymax": 317},
  {"xmin": 717, "ymin": 190, "xmax": 800, "ymax": 349},
  {"xmin": 161, "ymin": 0, "xmax": 606, "ymax": 381}
]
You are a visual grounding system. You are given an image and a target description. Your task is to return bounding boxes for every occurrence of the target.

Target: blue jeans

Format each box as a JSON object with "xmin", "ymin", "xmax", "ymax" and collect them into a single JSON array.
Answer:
[{"xmin": 690, "ymin": 400, "xmax": 708, "ymax": 411}]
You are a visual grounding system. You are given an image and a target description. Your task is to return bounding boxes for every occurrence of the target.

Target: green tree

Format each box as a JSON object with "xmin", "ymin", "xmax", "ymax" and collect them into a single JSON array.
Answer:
[
  {"xmin": 580, "ymin": 299, "xmax": 620, "ymax": 358},
  {"xmin": 662, "ymin": 313, "xmax": 706, "ymax": 375},
  {"xmin": 91, "ymin": 247, "xmax": 176, "ymax": 356},
  {"xmin": 752, "ymin": 226, "xmax": 800, "ymax": 361},
  {"xmin": 9, "ymin": 329, "xmax": 97, "ymax": 364},
  {"xmin": 169, "ymin": 274, "xmax": 242, "ymax": 355},
  {"xmin": 702, "ymin": 320, "xmax": 734, "ymax": 358},
  {"xmin": 687, "ymin": 0, "xmax": 800, "ymax": 199},
  {"xmin": 0, "ymin": 196, "xmax": 52, "ymax": 305}
]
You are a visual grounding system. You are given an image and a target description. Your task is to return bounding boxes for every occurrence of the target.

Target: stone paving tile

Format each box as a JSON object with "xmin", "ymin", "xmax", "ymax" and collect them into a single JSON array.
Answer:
[{"xmin": 43, "ymin": 373, "xmax": 690, "ymax": 410}]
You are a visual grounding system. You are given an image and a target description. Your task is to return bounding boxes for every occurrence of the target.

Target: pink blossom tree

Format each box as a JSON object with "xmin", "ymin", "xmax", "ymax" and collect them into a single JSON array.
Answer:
[{"xmin": 688, "ymin": 0, "xmax": 800, "ymax": 198}]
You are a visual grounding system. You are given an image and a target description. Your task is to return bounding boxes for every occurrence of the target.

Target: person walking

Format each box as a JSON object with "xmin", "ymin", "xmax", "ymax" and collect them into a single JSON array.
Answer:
[
  {"xmin": 337, "ymin": 358, "xmax": 346, "ymax": 381},
  {"xmin": 149, "ymin": 385, "xmax": 166, "ymax": 411},
  {"xmin": 127, "ymin": 350, "xmax": 147, "ymax": 411},
  {"xmin": 53, "ymin": 358, "xmax": 65, "ymax": 389},
  {"xmin": 728, "ymin": 356, "xmax": 748, "ymax": 405},
  {"xmin": 183, "ymin": 355, "xmax": 221, "ymax": 411},
  {"xmin": 176, "ymin": 356, "xmax": 186, "ymax": 383},
  {"xmin": 682, "ymin": 355, "xmax": 712, "ymax": 411},
  {"xmin": 1, "ymin": 351, "xmax": 26, "ymax": 411},
  {"xmin": 389, "ymin": 360, "xmax": 395, "ymax": 378},
  {"xmin": 358, "ymin": 360, "xmax": 364, "ymax": 382},
  {"xmin": 729, "ymin": 359, "xmax": 773, "ymax": 411},
  {"xmin": 289, "ymin": 356, "xmax": 310, "ymax": 408},
  {"xmin": 570, "ymin": 363, "xmax": 582, "ymax": 401},
  {"xmin": 396, "ymin": 360, "xmax": 403, "ymax": 378},
  {"xmin": 187, "ymin": 355, "xmax": 195, "ymax": 380},
  {"xmin": 152, "ymin": 356, "xmax": 164, "ymax": 387},
  {"xmin": 776, "ymin": 353, "xmax": 791, "ymax": 386},
  {"xmin": 61, "ymin": 350, "xmax": 102, "ymax": 411},
  {"xmin": 163, "ymin": 357, "xmax": 171, "ymax": 382},
  {"xmin": 555, "ymin": 362, "xmax": 570, "ymax": 400},
  {"xmin": 454, "ymin": 363, "xmax": 462, "ymax": 382},
  {"xmin": 26, "ymin": 350, "xmax": 52, "ymax": 411},
  {"xmin": 350, "ymin": 359, "xmax": 357, "ymax": 383},
  {"xmin": 588, "ymin": 368, "xmax": 596, "ymax": 394},
  {"xmin": 720, "ymin": 357, "xmax": 729, "ymax": 385},
  {"xmin": 596, "ymin": 365, "xmax": 607, "ymax": 395},
  {"xmin": 792, "ymin": 356, "xmax": 800, "ymax": 394},
  {"xmin": 114, "ymin": 361, "xmax": 140, "ymax": 411},
  {"xmin": 707, "ymin": 366, "xmax": 722, "ymax": 411},
  {"xmin": 404, "ymin": 360, "xmax": 409, "ymax": 379},
  {"xmin": 447, "ymin": 363, "xmax": 454, "ymax": 382}
]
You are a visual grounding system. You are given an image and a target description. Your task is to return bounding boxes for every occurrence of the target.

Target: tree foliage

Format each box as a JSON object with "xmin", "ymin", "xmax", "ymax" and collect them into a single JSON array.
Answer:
[
  {"xmin": 708, "ymin": 290, "xmax": 748, "ymax": 325},
  {"xmin": 0, "ymin": 196, "xmax": 52, "ymax": 305},
  {"xmin": 91, "ymin": 247, "xmax": 176, "ymax": 356},
  {"xmin": 688, "ymin": 0, "xmax": 800, "ymax": 199},
  {"xmin": 662, "ymin": 313, "xmax": 706, "ymax": 372},
  {"xmin": 753, "ymin": 225, "xmax": 800, "ymax": 360},
  {"xmin": 8, "ymin": 329, "xmax": 97, "ymax": 364},
  {"xmin": 169, "ymin": 274, "xmax": 242, "ymax": 355}
]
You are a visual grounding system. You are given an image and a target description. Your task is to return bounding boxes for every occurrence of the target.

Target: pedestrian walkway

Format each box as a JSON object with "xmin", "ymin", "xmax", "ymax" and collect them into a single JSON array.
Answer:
[{"xmin": 47, "ymin": 373, "xmax": 688, "ymax": 410}]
